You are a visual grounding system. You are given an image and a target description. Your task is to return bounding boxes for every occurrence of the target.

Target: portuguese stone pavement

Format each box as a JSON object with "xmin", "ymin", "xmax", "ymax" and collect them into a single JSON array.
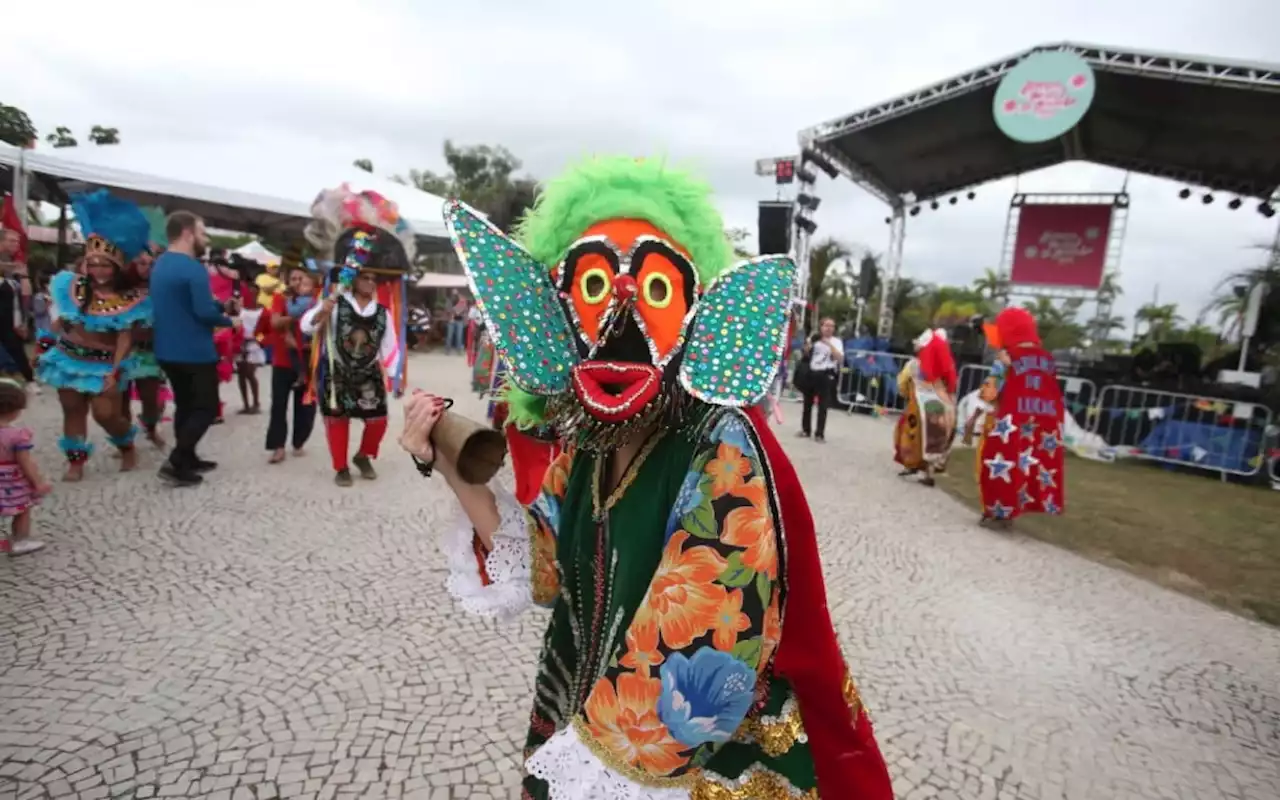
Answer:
[{"xmin": 1, "ymin": 352, "xmax": 1277, "ymax": 800}]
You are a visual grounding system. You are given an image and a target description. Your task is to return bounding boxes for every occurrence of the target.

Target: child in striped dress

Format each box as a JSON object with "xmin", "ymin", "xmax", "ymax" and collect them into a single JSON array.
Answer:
[{"xmin": 0, "ymin": 380, "xmax": 53, "ymax": 557}]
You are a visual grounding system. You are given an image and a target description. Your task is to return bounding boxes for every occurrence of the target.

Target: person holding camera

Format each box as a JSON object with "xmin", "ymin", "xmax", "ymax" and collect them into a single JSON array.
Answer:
[{"xmin": 798, "ymin": 316, "xmax": 843, "ymax": 443}]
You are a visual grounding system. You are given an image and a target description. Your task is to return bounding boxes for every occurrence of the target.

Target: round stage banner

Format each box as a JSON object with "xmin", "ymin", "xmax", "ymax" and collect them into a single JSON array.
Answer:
[{"xmin": 993, "ymin": 51, "xmax": 1096, "ymax": 143}]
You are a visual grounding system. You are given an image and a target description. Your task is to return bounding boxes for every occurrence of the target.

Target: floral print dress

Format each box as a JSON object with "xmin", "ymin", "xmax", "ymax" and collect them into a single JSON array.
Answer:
[{"xmin": 444, "ymin": 407, "xmax": 852, "ymax": 799}]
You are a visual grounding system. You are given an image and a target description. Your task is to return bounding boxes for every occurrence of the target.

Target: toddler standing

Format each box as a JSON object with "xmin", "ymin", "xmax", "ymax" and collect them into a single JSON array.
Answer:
[{"xmin": 0, "ymin": 380, "xmax": 53, "ymax": 557}]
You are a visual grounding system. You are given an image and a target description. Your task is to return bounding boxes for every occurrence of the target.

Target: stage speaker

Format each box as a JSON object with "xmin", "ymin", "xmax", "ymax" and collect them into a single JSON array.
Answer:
[{"xmin": 758, "ymin": 201, "xmax": 793, "ymax": 256}]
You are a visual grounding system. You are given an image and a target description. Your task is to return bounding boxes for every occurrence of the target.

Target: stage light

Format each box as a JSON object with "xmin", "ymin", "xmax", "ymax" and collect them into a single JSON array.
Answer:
[
  {"xmin": 1202, "ymin": 194, "xmax": 1213, "ymax": 205},
  {"xmin": 796, "ymin": 193, "xmax": 821, "ymax": 212},
  {"xmin": 1228, "ymin": 198, "xmax": 1242, "ymax": 210},
  {"xmin": 949, "ymin": 196, "xmax": 958, "ymax": 205},
  {"xmin": 909, "ymin": 206, "xmax": 921, "ymax": 217},
  {"xmin": 1260, "ymin": 203, "xmax": 1276, "ymax": 219},
  {"xmin": 930, "ymin": 200, "xmax": 939, "ymax": 210},
  {"xmin": 795, "ymin": 215, "xmax": 817, "ymax": 235},
  {"xmin": 1178, "ymin": 188, "xmax": 1191, "ymax": 199},
  {"xmin": 800, "ymin": 147, "xmax": 839, "ymax": 180},
  {"xmin": 966, "ymin": 191, "xmax": 976, "ymax": 200},
  {"xmin": 884, "ymin": 217, "xmax": 892, "ymax": 225},
  {"xmin": 797, "ymin": 167, "xmax": 817, "ymax": 185}
]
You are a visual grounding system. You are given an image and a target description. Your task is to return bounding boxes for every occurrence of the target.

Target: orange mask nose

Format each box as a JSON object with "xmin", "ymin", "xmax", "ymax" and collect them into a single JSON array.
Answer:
[{"xmin": 613, "ymin": 274, "xmax": 638, "ymax": 301}]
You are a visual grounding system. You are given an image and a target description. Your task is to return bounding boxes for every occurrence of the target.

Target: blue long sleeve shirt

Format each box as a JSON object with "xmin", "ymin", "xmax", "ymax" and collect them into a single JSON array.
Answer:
[{"xmin": 149, "ymin": 252, "xmax": 233, "ymax": 363}]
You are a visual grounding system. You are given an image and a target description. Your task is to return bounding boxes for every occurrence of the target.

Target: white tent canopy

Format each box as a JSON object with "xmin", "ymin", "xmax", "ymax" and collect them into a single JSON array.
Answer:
[
  {"xmin": 231, "ymin": 240, "xmax": 279, "ymax": 265},
  {"xmin": 415, "ymin": 272, "xmax": 469, "ymax": 289},
  {"xmin": 0, "ymin": 142, "xmax": 450, "ymax": 245}
]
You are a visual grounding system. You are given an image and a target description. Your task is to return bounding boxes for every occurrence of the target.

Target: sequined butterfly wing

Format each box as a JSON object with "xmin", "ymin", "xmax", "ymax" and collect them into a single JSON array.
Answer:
[
  {"xmin": 679, "ymin": 255, "xmax": 797, "ymax": 406},
  {"xmin": 444, "ymin": 200, "xmax": 579, "ymax": 395}
]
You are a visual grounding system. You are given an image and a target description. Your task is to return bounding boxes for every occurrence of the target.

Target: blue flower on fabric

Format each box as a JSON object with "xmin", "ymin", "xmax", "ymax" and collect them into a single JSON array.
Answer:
[
  {"xmin": 667, "ymin": 470, "xmax": 704, "ymax": 540},
  {"xmin": 711, "ymin": 414, "xmax": 754, "ymax": 455},
  {"xmin": 657, "ymin": 648, "xmax": 757, "ymax": 748},
  {"xmin": 533, "ymin": 492, "xmax": 560, "ymax": 536}
]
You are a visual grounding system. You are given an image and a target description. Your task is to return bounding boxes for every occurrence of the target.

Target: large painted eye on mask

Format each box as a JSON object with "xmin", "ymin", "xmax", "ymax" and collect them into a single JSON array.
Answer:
[
  {"xmin": 629, "ymin": 238, "xmax": 698, "ymax": 364},
  {"xmin": 558, "ymin": 239, "xmax": 620, "ymax": 343}
]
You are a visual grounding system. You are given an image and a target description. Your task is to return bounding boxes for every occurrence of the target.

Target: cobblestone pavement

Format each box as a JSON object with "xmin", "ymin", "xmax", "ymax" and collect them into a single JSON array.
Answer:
[{"xmin": 2, "ymin": 352, "xmax": 1278, "ymax": 800}]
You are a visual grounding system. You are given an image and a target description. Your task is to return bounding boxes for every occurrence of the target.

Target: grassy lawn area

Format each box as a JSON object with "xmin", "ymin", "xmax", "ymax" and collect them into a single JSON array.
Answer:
[{"xmin": 937, "ymin": 451, "xmax": 1280, "ymax": 626}]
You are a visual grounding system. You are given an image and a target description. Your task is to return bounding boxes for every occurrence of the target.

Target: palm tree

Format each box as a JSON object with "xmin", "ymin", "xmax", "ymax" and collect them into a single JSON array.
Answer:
[
  {"xmin": 1022, "ymin": 297, "xmax": 1086, "ymax": 351},
  {"xmin": 807, "ymin": 239, "xmax": 851, "ymax": 309},
  {"xmin": 1203, "ymin": 246, "xmax": 1279, "ymax": 341},
  {"xmin": 971, "ymin": 268, "xmax": 1007, "ymax": 300},
  {"xmin": 1134, "ymin": 302, "xmax": 1183, "ymax": 348}
]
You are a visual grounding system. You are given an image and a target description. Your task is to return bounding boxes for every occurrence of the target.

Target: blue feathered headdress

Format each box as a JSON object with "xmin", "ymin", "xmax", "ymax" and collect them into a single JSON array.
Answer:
[{"xmin": 71, "ymin": 189, "xmax": 151, "ymax": 265}]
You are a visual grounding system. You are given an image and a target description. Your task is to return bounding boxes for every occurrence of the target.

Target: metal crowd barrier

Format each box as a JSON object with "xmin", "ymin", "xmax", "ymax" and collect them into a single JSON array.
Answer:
[
  {"xmin": 836, "ymin": 350, "xmax": 912, "ymax": 415},
  {"xmin": 1086, "ymin": 385, "xmax": 1272, "ymax": 478}
]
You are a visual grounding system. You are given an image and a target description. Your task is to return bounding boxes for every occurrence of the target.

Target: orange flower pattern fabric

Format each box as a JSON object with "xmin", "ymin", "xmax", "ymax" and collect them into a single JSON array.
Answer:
[{"xmin": 578, "ymin": 411, "xmax": 782, "ymax": 782}]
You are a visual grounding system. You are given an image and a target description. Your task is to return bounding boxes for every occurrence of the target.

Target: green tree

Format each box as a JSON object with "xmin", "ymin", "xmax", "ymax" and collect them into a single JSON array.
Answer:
[
  {"xmin": 805, "ymin": 238, "xmax": 850, "ymax": 310},
  {"xmin": 1021, "ymin": 296, "xmax": 1086, "ymax": 351},
  {"xmin": 353, "ymin": 158, "xmax": 373, "ymax": 173},
  {"xmin": 0, "ymin": 103, "xmax": 37, "ymax": 147},
  {"xmin": 88, "ymin": 125, "xmax": 120, "ymax": 145},
  {"xmin": 971, "ymin": 267, "xmax": 1007, "ymax": 300},
  {"xmin": 397, "ymin": 141, "xmax": 539, "ymax": 231},
  {"xmin": 1133, "ymin": 302, "xmax": 1184, "ymax": 348},
  {"xmin": 46, "ymin": 126, "xmax": 77, "ymax": 148}
]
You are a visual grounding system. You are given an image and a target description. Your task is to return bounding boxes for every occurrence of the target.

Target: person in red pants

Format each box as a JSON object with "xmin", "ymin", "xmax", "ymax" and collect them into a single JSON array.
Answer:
[{"xmin": 298, "ymin": 187, "xmax": 412, "ymax": 487}]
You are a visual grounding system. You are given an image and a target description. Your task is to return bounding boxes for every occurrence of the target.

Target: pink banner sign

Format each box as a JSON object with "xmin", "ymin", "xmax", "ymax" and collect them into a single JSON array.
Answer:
[{"xmin": 1010, "ymin": 203, "xmax": 1113, "ymax": 290}]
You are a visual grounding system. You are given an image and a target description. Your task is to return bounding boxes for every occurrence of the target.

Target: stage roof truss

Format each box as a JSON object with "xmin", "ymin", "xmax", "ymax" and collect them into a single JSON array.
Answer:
[{"xmin": 799, "ymin": 42, "xmax": 1280, "ymax": 204}]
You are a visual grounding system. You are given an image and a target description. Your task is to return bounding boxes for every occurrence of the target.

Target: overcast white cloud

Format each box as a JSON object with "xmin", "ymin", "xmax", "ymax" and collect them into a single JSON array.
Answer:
[{"xmin": 4, "ymin": 0, "xmax": 1278, "ymax": 326}]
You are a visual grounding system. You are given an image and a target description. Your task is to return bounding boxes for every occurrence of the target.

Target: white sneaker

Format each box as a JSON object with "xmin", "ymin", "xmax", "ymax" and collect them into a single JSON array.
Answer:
[{"xmin": 8, "ymin": 539, "xmax": 46, "ymax": 557}]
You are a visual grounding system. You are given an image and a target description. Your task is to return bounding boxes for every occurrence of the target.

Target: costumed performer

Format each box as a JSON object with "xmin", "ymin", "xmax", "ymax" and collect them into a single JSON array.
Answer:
[
  {"xmin": 37, "ymin": 190, "xmax": 151, "ymax": 480},
  {"xmin": 300, "ymin": 186, "xmax": 408, "ymax": 488},
  {"xmin": 208, "ymin": 253, "xmax": 244, "ymax": 422},
  {"xmin": 966, "ymin": 307, "xmax": 1065, "ymax": 524},
  {"xmin": 122, "ymin": 245, "xmax": 170, "ymax": 449},
  {"xmin": 398, "ymin": 157, "xmax": 893, "ymax": 800},
  {"xmin": 893, "ymin": 328, "xmax": 957, "ymax": 486}
]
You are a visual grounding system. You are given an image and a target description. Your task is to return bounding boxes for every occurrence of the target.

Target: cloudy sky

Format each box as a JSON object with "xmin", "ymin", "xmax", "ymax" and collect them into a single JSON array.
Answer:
[{"xmin": 4, "ymin": 0, "xmax": 1278, "ymax": 327}]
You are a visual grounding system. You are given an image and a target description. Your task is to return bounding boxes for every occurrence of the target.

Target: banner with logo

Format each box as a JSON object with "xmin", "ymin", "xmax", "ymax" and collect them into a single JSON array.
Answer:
[
  {"xmin": 993, "ymin": 51, "xmax": 1096, "ymax": 143},
  {"xmin": 1010, "ymin": 203, "xmax": 1112, "ymax": 289}
]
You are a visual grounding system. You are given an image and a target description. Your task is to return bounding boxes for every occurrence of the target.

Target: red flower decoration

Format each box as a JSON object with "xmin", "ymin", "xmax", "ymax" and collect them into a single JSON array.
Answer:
[{"xmin": 1070, "ymin": 74, "xmax": 1087, "ymax": 88}]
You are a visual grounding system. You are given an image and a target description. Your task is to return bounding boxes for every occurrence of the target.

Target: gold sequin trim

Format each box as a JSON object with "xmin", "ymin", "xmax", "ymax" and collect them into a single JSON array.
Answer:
[
  {"xmin": 691, "ymin": 765, "xmax": 819, "ymax": 800},
  {"xmin": 844, "ymin": 672, "xmax": 867, "ymax": 721},
  {"xmin": 569, "ymin": 716, "xmax": 695, "ymax": 790},
  {"xmin": 735, "ymin": 696, "xmax": 806, "ymax": 757}
]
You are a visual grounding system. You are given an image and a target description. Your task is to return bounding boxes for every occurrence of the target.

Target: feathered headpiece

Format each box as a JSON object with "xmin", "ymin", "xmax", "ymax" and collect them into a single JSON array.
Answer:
[
  {"xmin": 71, "ymin": 190, "xmax": 151, "ymax": 268},
  {"xmin": 305, "ymin": 184, "xmax": 416, "ymax": 271}
]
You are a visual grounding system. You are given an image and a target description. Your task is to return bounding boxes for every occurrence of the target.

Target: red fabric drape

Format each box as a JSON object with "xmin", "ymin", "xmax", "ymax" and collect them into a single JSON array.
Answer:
[
  {"xmin": 1, "ymin": 194, "xmax": 28, "ymax": 263},
  {"xmin": 745, "ymin": 406, "xmax": 894, "ymax": 799},
  {"xmin": 918, "ymin": 336, "xmax": 958, "ymax": 394}
]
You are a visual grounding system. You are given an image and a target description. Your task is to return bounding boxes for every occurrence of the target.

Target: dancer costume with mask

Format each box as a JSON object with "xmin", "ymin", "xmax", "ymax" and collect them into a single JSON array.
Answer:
[
  {"xmin": 300, "ymin": 187, "xmax": 410, "ymax": 484},
  {"xmin": 37, "ymin": 190, "xmax": 151, "ymax": 465},
  {"xmin": 437, "ymin": 158, "xmax": 893, "ymax": 800},
  {"xmin": 975, "ymin": 307, "xmax": 1066, "ymax": 521},
  {"xmin": 893, "ymin": 328, "xmax": 957, "ymax": 477}
]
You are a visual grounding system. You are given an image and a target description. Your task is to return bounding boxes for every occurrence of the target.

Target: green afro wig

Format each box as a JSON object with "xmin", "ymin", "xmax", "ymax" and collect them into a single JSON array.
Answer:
[{"xmin": 515, "ymin": 155, "xmax": 736, "ymax": 284}]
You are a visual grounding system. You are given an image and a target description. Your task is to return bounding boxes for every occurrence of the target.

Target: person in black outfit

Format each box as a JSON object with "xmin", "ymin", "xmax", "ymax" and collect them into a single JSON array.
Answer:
[{"xmin": 0, "ymin": 229, "xmax": 33, "ymax": 382}]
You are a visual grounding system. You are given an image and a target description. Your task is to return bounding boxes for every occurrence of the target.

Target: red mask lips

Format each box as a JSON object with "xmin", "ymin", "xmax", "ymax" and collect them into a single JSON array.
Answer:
[{"xmin": 571, "ymin": 361, "xmax": 663, "ymax": 423}]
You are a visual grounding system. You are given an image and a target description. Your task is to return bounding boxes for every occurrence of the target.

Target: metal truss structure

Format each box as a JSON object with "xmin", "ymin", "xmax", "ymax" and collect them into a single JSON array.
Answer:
[
  {"xmin": 797, "ymin": 42, "xmax": 1280, "ymax": 338},
  {"xmin": 995, "ymin": 193, "xmax": 1131, "ymax": 353}
]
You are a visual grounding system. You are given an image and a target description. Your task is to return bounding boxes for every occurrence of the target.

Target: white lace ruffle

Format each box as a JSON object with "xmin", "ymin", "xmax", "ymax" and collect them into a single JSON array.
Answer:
[
  {"xmin": 441, "ymin": 486, "xmax": 534, "ymax": 621},
  {"xmin": 526, "ymin": 725, "xmax": 688, "ymax": 800}
]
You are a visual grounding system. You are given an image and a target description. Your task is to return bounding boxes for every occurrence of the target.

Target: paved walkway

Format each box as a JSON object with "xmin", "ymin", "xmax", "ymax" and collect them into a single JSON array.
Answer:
[{"xmin": 1, "ymin": 352, "xmax": 1277, "ymax": 800}]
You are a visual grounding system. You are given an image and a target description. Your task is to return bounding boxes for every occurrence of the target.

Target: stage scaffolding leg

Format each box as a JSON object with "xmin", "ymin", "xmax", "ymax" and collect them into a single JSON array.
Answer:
[
  {"xmin": 876, "ymin": 206, "xmax": 906, "ymax": 340},
  {"xmin": 794, "ymin": 171, "xmax": 816, "ymax": 332}
]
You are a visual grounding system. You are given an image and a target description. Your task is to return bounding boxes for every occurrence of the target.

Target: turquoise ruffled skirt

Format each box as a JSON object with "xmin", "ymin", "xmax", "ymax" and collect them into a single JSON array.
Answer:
[
  {"xmin": 36, "ymin": 341, "xmax": 136, "ymax": 395},
  {"xmin": 124, "ymin": 347, "xmax": 164, "ymax": 381}
]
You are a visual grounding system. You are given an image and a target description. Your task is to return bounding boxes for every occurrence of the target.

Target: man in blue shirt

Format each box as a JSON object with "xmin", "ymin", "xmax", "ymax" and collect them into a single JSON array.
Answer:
[{"xmin": 150, "ymin": 211, "xmax": 235, "ymax": 486}]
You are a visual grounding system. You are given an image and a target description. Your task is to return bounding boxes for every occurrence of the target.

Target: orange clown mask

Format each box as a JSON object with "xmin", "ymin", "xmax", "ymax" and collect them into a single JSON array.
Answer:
[{"xmin": 444, "ymin": 159, "xmax": 796, "ymax": 442}]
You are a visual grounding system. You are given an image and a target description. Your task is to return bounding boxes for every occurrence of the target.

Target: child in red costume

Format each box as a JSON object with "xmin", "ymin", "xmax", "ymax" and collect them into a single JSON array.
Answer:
[{"xmin": 972, "ymin": 307, "xmax": 1066, "ymax": 522}]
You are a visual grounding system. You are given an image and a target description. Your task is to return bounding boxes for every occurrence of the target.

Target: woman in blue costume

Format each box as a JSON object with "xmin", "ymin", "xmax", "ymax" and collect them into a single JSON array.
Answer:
[
  {"xmin": 122, "ymin": 245, "xmax": 169, "ymax": 449},
  {"xmin": 36, "ymin": 191, "xmax": 151, "ymax": 481}
]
